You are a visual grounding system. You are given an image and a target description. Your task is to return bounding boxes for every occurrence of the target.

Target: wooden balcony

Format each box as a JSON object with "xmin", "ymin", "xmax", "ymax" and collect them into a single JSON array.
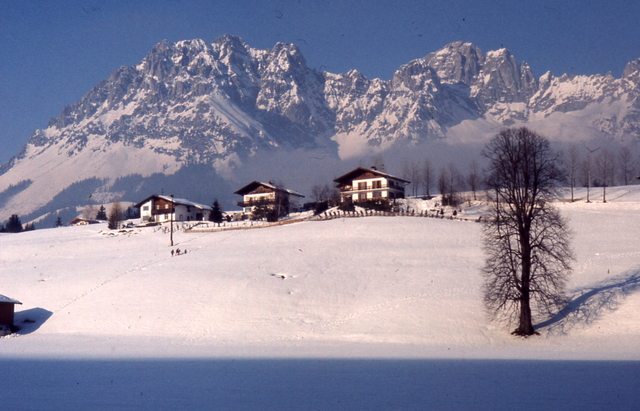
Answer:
[
  {"xmin": 237, "ymin": 199, "xmax": 277, "ymax": 207},
  {"xmin": 339, "ymin": 183, "xmax": 400, "ymax": 193}
]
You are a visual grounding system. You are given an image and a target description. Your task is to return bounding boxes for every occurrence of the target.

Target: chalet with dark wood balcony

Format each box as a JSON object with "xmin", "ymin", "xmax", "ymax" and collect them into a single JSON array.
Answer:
[
  {"xmin": 234, "ymin": 181, "xmax": 304, "ymax": 215},
  {"xmin": 334, "ymin": 167, "xmax": 409, "ymax": 204}
]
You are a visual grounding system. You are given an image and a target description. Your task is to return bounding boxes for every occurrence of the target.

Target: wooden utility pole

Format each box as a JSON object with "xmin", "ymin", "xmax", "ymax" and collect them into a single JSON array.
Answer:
[{"xmin": 169, "ymin": 194, "xmax": 174, "ymax": 247}]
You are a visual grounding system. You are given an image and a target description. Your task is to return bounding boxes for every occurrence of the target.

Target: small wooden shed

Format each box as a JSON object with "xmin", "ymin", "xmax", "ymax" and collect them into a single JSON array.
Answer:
[{"xmin": 0, "ymin": 294, "xmax": 22, "ymax": 335}]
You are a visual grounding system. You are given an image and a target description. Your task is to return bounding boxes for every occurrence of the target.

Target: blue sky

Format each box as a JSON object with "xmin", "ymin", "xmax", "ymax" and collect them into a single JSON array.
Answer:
[{"xmin": 1, "ymin": 0, "xmax": 639, "ymax": 163}]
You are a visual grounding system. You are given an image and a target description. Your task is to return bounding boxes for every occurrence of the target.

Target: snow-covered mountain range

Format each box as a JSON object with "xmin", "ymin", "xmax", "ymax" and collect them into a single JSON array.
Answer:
[{"xmin": 2, "ymin": 36, "xmax": 640, "ymax": 224}]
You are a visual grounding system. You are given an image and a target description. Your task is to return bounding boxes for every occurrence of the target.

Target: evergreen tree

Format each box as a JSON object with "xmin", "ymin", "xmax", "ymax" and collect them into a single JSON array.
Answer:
[
  {"xmin": 96, "ymin": 205, "xmax": 107, "ymax": 220},
  {"xmin": 210, "ymin": 199, "xmax": 224, "ymax": 225},
  {"xmin": 124, "ymin": 206, "xmax": 140, "ymax": 220},
  {"xmin": 55, "ymin": 216, "xmax": 63, "ymax": 227},
  {"xmin": 5, "ymin": 214, "xmax": 23, "ymax": 233},
  {"xmin": 250, "ymin": 197, "xmax": 279, "ymax": 222}
]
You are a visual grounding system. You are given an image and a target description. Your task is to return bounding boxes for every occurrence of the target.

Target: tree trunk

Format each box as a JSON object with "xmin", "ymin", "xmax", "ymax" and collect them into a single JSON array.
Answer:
[
  {"xmin": 570, "ymin": 185, "xmax": 574, "ymax": 203},
  {"xmin": 514, "ymin": 288, "xmax": 535, "ymax": 336},
  {"xmin": 513, "ymin": 239, "xmax": 536, "ymax": 336}
]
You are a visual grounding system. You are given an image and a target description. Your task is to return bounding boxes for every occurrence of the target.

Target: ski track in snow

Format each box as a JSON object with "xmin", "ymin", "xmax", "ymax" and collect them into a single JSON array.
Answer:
[{"xmin": 54, "ymin": 230, "xmax": 213, "ymax": 315}]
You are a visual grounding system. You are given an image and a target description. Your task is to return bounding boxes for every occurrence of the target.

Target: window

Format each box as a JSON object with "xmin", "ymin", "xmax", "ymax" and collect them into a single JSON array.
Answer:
[
  {"xmin": 373, "ymin": 191, "xmax": 381, "ymax": 198},
  {"xmin": 373, "ymin": 180, "xmax": 382, "ymax": 189},
  {"xmin": 358, "ymin": 182, "xmax": 367, "ymax": 190},
  {"xmin": 143, "ymin": 206, "xmax": 149, "ymax": 211}
]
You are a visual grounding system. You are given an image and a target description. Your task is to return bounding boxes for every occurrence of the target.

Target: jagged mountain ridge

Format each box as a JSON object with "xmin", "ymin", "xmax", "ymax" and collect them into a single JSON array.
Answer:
[
  {"xmin": 2, "ymin": 36, "xmax": 640, "ymax": 224},
  {"xmin": 8, "ymin": 36, "xmax": 640, "ymax": 166}
]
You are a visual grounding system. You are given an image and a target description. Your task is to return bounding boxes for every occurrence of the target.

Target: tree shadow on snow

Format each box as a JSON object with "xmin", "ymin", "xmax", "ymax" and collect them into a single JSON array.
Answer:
[
  {"xmin": 535, "ymin": 268, "xmax": 640, "ymax": 335},
  {"xmin": 13, "ymin": 307, "xmax": 53, "ymax": 335}
]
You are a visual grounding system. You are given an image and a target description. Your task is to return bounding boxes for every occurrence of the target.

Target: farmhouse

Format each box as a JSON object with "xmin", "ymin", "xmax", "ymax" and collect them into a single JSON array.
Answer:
[
  {"xmin": 234, "ymin": 181, "xmax": 304, "ymax": 215},
  {"xmin": 134, "ymin": 195, "xmax": 212, "ymax": 224},
  {"xmin": 334, "ymin": 167, "xmax": 409, "ymax": 204},
  {"xmin": 68, "ymin": 217, "xmax": 101, "ymax": 226},
  {"xmin": 0, "ymin": 294, "xmax": 22, "ymax": 336}
]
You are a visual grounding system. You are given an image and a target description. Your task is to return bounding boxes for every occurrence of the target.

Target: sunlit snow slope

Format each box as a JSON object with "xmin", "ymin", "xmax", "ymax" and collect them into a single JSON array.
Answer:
[{"xmin": 1, "ymin": 186, "xmax": 640, "ymax": 360}]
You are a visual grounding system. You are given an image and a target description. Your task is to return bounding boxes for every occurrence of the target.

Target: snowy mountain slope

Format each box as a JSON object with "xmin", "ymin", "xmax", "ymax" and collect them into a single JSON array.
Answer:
[
  {"xmin": 2, "ymin": 36, "xmax": 640, "ymax": 225},
  {"xmin": 2, "ymin": 186, "xmax": 640, "ymax": 361}
]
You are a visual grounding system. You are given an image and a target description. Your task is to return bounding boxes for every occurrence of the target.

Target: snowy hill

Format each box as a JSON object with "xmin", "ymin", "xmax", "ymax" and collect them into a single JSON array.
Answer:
[
  {"xmin": 2, "ymin": 186, "xmax": 640, "ymax": 359},
  {"xmin": 2, "ymin": 187, "xmax": 640, "ymax": 409},
  {"xmin": 2, "ymin": 37, "xmax": 640, "ymax": 227}
]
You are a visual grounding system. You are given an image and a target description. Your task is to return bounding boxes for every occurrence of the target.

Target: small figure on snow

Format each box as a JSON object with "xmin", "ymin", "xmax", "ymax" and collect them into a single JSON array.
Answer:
[{"xmin": 171, "ymin": 249, "xmax": 175, "ymax": 257}]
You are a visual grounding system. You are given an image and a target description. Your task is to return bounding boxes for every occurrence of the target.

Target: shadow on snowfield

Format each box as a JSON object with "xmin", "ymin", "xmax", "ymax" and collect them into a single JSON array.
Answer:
[
  {"xmin": 536, "ymin": 269, "xmax": 640, "ymax": 335},
  {"xmin": 14, "ymin": 307, "xmax": 53, "ymax": 335}
]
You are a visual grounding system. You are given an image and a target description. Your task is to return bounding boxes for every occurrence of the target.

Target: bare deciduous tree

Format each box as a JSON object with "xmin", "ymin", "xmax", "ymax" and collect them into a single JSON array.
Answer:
[
  {"xmin": 447, "ymin": 163, "xmax": 463, "ymax": 206},
  {"xmin": 311, "ymin": 183, "xmax": 332, "ymax": 202},
  {"xmin": 618, "ymin": 146, "xmax": 635, "ymax": 186},
  {"xmin": 402, "ymin": 159, "xmax": 420, "ymax": 197},
  {"xmin": 594, "ymin": 148, "xmax": 615, "ymax": 202},
  {"xmin": 467, "ymin": 159, "xmax": 481, "ymax": 201},
  {"xmin": 482, "ymin": 127, "xmax": 573, "ymax": 336},
  {"xmin": 422, "ymin": 158, "xmax": 433, "ymax": 197},
  {"xmin": 108, "ymin": 199, "xmax": 124, "ymax": 230},
  {"xmin": 371, "ymin": 154, "xmax": 386, "ymax": 172},
  {"xmin": 437, "ymin": 167, "xmax": 448, "ymax": 204},
  {"xmin": 437, "ymin": 164, "xmax": 463, "ymax": 206},
  {"xmin": 82, "ymin": 204, "xmax": 96, "ymax": 220},
  {"xmin": 564, "ymin": 144, "xmax": 581, "ymax": 202}
]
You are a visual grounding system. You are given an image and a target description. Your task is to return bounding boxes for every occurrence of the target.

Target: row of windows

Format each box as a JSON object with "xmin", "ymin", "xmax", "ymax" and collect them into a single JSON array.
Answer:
[
  {"xmin": 358, "ymin": 191, "xmax": 383, "ymax": 200},
  {"xmin": 358, "ymin": 181, "xmax": 384, "ymax": 190},
  {"xmin": 355, "ymin": 179, "xmax": 401, "ymax": 190},
  {"xmin": 355, "ymin": 191, "xmax": 402, "ymax": 201},
  {"xmin": 145, "ymin": 203, "xmax": 192, "ymax": 211}
]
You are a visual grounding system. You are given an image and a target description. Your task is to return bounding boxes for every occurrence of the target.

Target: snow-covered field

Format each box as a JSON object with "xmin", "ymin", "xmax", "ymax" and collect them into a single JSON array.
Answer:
[{"xmin": 2, "ymin": 186, "xmax": 640, "ymax": 410}]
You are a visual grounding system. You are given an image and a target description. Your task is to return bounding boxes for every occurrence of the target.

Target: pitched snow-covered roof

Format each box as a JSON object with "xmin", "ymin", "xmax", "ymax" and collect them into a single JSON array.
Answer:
[
  {"xmin": 134, "ymin": 195, "xmax": 212, "ymax": 210},
  {"xmin": 333, "ymin": 167, "xmax": 410, "ymax": 185},
  {"xmin": 155, "ymin": 195, "xmax": 213, "ymax": 210},
  {"xmin": 0, "ymin": 294, "xmax": 22, "ymax": 305},
  {"xmin": 234, "ymin": 181, "xmax": 304, "ymax": 197}
]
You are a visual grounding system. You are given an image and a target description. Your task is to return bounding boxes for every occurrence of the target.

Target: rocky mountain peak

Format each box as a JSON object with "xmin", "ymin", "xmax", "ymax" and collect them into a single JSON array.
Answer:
[
  {"xmin": 623, "ymin": 58, "xmax": 640, "ymax": 83},
  {"xmin": 422, "ymin": 41, "xmax": 484, "ymax": 85},
  {"xmin": 421, "ymin": 42, "xmax": 538, "ymax": 109},
  {"xmin": 477, "ymin": 47, "xmax": 531, "ymax": 105}
]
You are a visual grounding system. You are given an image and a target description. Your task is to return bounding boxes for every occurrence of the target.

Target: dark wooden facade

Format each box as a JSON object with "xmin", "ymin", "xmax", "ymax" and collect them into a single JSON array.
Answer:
[{"xmin": 0, "ymin": 295, "xmax": 22, "ymax": 328}]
